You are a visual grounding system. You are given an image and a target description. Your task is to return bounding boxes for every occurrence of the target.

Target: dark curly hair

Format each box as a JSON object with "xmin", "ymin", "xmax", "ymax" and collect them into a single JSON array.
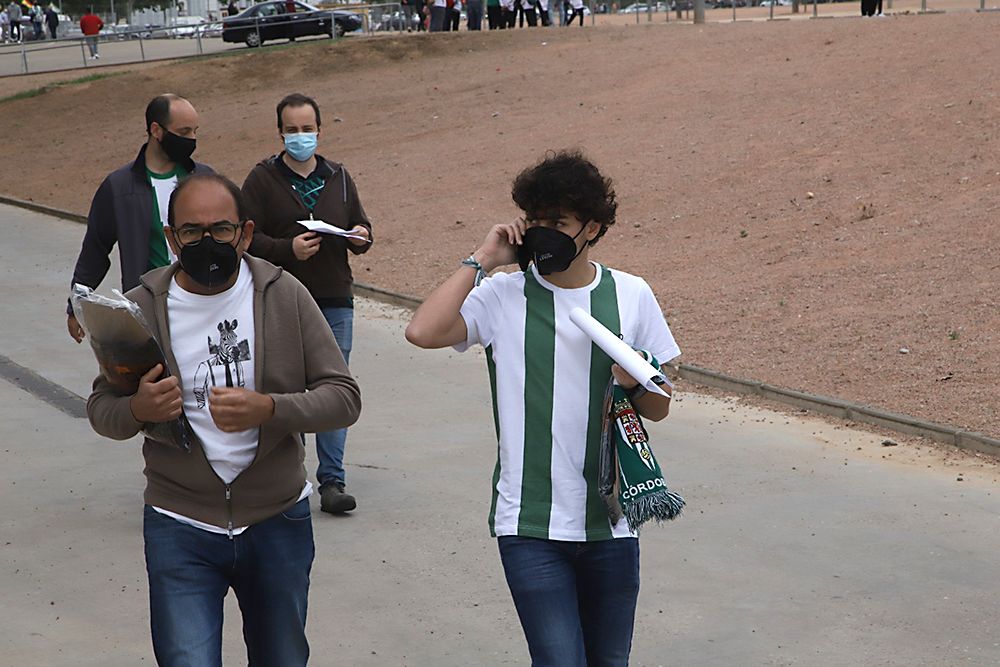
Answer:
[{"xmin": 511, "ymin": 150, "xmax": 617, "ymax": 246}]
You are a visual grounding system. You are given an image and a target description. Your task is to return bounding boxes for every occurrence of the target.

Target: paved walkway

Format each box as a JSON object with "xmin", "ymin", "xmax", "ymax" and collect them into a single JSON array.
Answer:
[{"xmin": 1, "ymin": 203, "xmax": 998, "ymax": 665}]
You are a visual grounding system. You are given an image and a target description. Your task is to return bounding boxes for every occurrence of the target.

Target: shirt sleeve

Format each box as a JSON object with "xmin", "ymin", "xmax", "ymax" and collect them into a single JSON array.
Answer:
[
  {"xmin": 632, "ymin": 279, "xmax": 681, "ymax": 364},
  {"xmin": 453, "ymin": 274, "xmax": 503, "ymax": 352}
]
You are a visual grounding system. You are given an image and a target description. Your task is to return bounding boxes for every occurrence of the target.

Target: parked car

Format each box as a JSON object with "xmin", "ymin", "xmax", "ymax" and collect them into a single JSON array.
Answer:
[
  {"xmin": 222, "ymin": 1, "xmax": 362, "ymax": 47},
  {"xmin": 617, "ymin": 3, "xmax": 649, "ymax": 12},
  {"xmin": 172, "ymin": 16, "xmax": 206, "ymax": 37}
]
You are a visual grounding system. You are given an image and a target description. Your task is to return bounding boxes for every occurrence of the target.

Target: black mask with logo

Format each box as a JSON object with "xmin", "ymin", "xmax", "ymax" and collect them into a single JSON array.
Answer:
[
  {"xmin": 516, "ymin": 225, "xmax": 588, "ymax": 275},
  {"xmin": 157, "ymin": 128, "xmax": 197, "ymax": 164},
  {"xmin": 179, "ymin": 237, "xmax": 239, "ymax": 289}
]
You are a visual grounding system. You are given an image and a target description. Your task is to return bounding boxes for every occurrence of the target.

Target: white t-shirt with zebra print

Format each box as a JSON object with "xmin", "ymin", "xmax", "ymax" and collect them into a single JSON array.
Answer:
[
  {"xmin": 457, "ymin": 262, "xmax": 681, "ymax": 542},
  {"xmin": 167, "ymin": 258, "xmax": 258, "ymax": 485}
]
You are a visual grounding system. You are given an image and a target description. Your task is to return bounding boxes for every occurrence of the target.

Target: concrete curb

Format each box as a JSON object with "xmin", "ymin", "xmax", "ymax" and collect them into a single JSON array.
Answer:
[
  {"xmin": 676, "ymin": 364, "xmax": 1000, "ymax": 457},
  {"xmin": 4, "ymin": 193, "xmax": 997, "ymax": 458},
  {"xmin": 0, "ymin": 194, "xmax": 86, "ymax": 223}
]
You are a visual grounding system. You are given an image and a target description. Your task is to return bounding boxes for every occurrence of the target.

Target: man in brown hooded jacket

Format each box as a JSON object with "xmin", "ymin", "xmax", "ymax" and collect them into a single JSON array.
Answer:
[{"xmin": 87, "ymin": 173, "xmax": 361, "ymax": 666}]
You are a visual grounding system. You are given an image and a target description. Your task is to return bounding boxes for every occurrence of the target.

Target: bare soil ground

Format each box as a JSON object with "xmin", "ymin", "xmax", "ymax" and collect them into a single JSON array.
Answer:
[{"xmin": 2, "ymin": 12, "xmax": 998, "ymax": 439}]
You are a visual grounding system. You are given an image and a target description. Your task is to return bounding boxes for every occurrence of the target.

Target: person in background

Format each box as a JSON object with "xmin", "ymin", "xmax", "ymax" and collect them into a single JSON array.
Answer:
[
  {"xmin": 0, "ymin": 8, "xmax": 11, "ymax": 43},
  {"xmin": 536, "ymin": 0, "xmax": 550, "ymax": 25},
  {"xmin": 227, "ymin": 0, "xmax": 239, "ymax": 15},
  {"xmin": 429, "ymin": 0, "xmax": 446, "ymax": 30},
  {"xmin": 7, "ymin": 0, "xmax": 21, "ymax": 42},
  {"xmin": 566, "ymin": 0, "xmax": 584, "ymax": 25},
  {"xmin": 79, "ymin": 6, "xmax": 102, "ymax": 58},
  {"xmin": 67, "ymin": 94, "xmax": 213, "ymax": 343},
  {"xmin": 415, "ymin": 0, "xmax": 426, "ymax": 30},
  {"xmin": 44, "ymin": 3, "xmax": 58, "ymax": 39},
  {"xmin": 466, "ymin": 0, "xmax": 482, "ymax": 29},
  {"xmin": 486, "ymin": 0, "xmax": 501, "ymax": 28},
  {"xmin": 400, "ymin": 0, "xmax": 415, "ymax": 30},
  {"xmin": 30, "ymin": 1, "xmax": 43, "ymax": 38},
  {"xmin": 444, "ymin": 0, "xmax": 460, "ymax": 30},
  {"xmin": 242, "ymin": 93, "xmax": 373, "ymax": 515},
  {"xmin": 518, "ymin": 0, "xmax": 536, "ymax": 26},
  {"xmin": 502, "ymin": 0, "xmax": 515, "ymax": 27}
]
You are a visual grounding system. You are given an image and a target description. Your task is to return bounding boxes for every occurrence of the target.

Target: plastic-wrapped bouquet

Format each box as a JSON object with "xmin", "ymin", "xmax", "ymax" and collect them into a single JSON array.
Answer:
[{"xmin": 71, "ymin": 284, "xmax": 192, "ymax": 452}]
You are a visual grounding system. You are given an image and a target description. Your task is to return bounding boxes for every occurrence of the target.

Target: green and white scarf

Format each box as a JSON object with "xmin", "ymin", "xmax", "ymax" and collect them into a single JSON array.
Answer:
[{"xmin": 598, "ymin": 352, "xmax": 685, "ymax": 532}]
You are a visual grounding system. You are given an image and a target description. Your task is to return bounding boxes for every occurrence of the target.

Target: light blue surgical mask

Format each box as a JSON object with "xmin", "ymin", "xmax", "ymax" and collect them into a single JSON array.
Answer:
[{"xmin": 283, "ymin": 132, "xmax": 318, "ymax": 162}]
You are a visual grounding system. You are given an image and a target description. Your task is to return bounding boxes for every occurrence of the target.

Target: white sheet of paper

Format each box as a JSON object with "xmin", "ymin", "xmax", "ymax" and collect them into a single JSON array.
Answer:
[
  {"xmin": 569, "ymin": 307, "xmax": 670, "ymax": 397},
  {"xmin": 297, "ymin": 218, "xmax": 368, "ymax": 241}
]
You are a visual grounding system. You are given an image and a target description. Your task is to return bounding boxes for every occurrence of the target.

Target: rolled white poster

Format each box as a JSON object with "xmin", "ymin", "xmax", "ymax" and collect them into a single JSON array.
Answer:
[{"xmin": 569, "ymin": 307, "xmax": 670, "ymax": 397}]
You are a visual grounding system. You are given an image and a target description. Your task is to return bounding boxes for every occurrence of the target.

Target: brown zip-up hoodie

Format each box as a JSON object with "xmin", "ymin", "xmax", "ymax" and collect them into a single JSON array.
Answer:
[
  {"xmin": 86, "ymin": 255, "xmax": 362, "ymax": 529},
  {"xmin": 243, "ymin": 155, "xmax": 373, "ymax": 305}
]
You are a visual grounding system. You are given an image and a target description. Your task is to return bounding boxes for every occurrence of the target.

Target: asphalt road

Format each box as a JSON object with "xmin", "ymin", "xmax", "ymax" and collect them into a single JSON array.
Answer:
[{"xmin": 1, "ymin": 202, "xmax": 998, "ymax": 666}]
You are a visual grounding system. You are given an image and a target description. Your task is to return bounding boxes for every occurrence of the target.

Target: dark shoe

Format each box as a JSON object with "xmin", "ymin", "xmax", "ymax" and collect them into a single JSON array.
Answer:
[{"xmin": 320, "ymin": 483, "xmax": 356, "ymax": 514}]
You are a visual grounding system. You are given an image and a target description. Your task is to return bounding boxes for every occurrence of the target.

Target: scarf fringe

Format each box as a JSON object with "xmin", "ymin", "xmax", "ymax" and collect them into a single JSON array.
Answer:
[{"xmin": 623, "ymin": 488, "xmax": 686, "ymax": 533}]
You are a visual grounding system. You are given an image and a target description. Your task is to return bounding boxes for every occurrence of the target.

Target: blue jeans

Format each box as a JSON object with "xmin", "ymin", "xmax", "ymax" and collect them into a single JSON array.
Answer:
[
  {"xmin": 497, "ymin": 536, "xmax": 640, "ymax": 667},
  {"xmin": 143, "ymin": 499, "xmax": 315, "ymax": 667},
  {"xmin": 316, "ymin": 306, "xmax": 353, "ymax": 487}
]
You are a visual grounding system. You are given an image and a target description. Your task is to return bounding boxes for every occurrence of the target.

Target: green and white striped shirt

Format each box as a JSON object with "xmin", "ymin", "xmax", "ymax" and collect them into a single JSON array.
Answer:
[{"xmin": 457, "ymin": 262, "xmax": 680, "ymax": 541}]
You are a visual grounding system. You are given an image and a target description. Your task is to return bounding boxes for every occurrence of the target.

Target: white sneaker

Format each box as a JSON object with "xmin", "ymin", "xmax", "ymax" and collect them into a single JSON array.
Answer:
[{"xmin": 94, "ymin": 53, "xmax": 100, "ymax": 59}]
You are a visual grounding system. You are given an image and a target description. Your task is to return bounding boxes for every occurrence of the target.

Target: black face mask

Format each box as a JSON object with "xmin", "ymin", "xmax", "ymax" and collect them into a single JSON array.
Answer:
[
  {"xmin": 516, "ymin": 225, "xmax": 587, "ymax": 275},
  {"xmin": 178, "ymin": 237, "xmax": 239, "ymax": 288},
  {"xmin": 157, "ymin": 129, "xmax": 197, "ymax": 164}
]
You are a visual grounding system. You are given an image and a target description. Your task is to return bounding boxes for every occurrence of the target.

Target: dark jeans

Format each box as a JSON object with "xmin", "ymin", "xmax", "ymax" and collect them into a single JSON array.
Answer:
[
  {"xmin": 497, "ymin": 536, "xmax": 640, "ymax": 667},
  {"xmin": 315, "ymin": 306, "xmax": 352, "ymax": 487},
  {"xmin": 467, "ymin": 0, "xmax": 484, "ymax": 29},
  {"xmin": 487, "ymin": 3, "xmax": 503, "ymax": 27},
  {"xmin": 143, "ymin": 500, "xmax": 315, "ymax": 667},
  {"xmin": 446, "ymin": 7, "xmax": 460, "ymax": 30},
  {"xmin": 430, "ymin": 4, "xmax": 446, "ymax": 30}
]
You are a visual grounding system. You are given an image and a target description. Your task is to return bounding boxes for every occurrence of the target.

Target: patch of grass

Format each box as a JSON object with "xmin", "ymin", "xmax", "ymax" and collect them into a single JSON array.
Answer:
[
  {"xmin": 0, "ymin": 87, "xmax": 49, "ymax": 103},
  {"xmin": 948, "ymin": 330, "xmax": 960, "ymax": 341},
  {"xmin": 0, "ymin": 72, "xmax": 123, "ymax": 105},
  {"xmin": 739, "ymin": 229, "xmax": 748, "ymax": 238}
]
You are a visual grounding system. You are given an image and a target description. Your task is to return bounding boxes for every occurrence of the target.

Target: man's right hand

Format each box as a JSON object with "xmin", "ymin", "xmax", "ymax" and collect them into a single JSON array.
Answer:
[
  {"xmin": 129, "ymin": 364, "xmax": 183, "ymax": 423},
  {"xmin": 67, "ymin": 313, "xmax": 85, "ymax": 343},
  {"xmin": 292, "ymin": 231, "xmax": 322, "ymax": 261},
  {"xmin": 474, "ymin": 219, "xmax": 526, "ymax": 272}
]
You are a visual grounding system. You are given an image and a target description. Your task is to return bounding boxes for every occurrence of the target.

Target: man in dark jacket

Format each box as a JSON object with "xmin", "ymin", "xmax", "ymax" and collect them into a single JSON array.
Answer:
[
  {"xmin": 242, "ymin": 92, "xmax": 372, "ymax": 515},
  {"xmin": 88, "ymin": 173, "xmax": 362, "ymax": 665},
  {"xmin": 67, "ymin": 93, "xmax": 212, "ymax": 342},
  {"xmin": 44, "ymin": 3, "xmax": 58, "ymax": 39}
]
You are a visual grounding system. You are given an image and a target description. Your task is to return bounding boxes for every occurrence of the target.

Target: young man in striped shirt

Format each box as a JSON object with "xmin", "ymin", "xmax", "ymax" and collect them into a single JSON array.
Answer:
[{"xmin": 406, "ymin": 151, "xmax": 680, "ymax": 666}]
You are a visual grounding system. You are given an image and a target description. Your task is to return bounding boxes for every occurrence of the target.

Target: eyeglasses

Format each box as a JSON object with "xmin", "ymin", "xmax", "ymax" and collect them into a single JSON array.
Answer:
[{"xmin": 173, "ymin": 221, "xmax": 244, "ymax": 247}]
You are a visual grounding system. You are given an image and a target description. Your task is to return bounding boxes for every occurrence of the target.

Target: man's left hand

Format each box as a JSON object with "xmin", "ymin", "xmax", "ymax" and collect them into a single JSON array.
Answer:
[
  {"xmin": 209, "ymin": 387, "xmax": 275, "ymax": 432},
  {"xmin": 611, "ymin": 363, "xmax": 640, "ymax": 389},
  {"xmin": 347, "ymin": 225, "xmax": 371, "ymax": 247}
]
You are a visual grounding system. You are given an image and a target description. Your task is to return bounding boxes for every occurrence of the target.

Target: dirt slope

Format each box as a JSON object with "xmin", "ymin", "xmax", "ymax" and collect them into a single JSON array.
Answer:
[{"xmin": 2, "ymin": 14, "xmax": 998, "ymax": 437}]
